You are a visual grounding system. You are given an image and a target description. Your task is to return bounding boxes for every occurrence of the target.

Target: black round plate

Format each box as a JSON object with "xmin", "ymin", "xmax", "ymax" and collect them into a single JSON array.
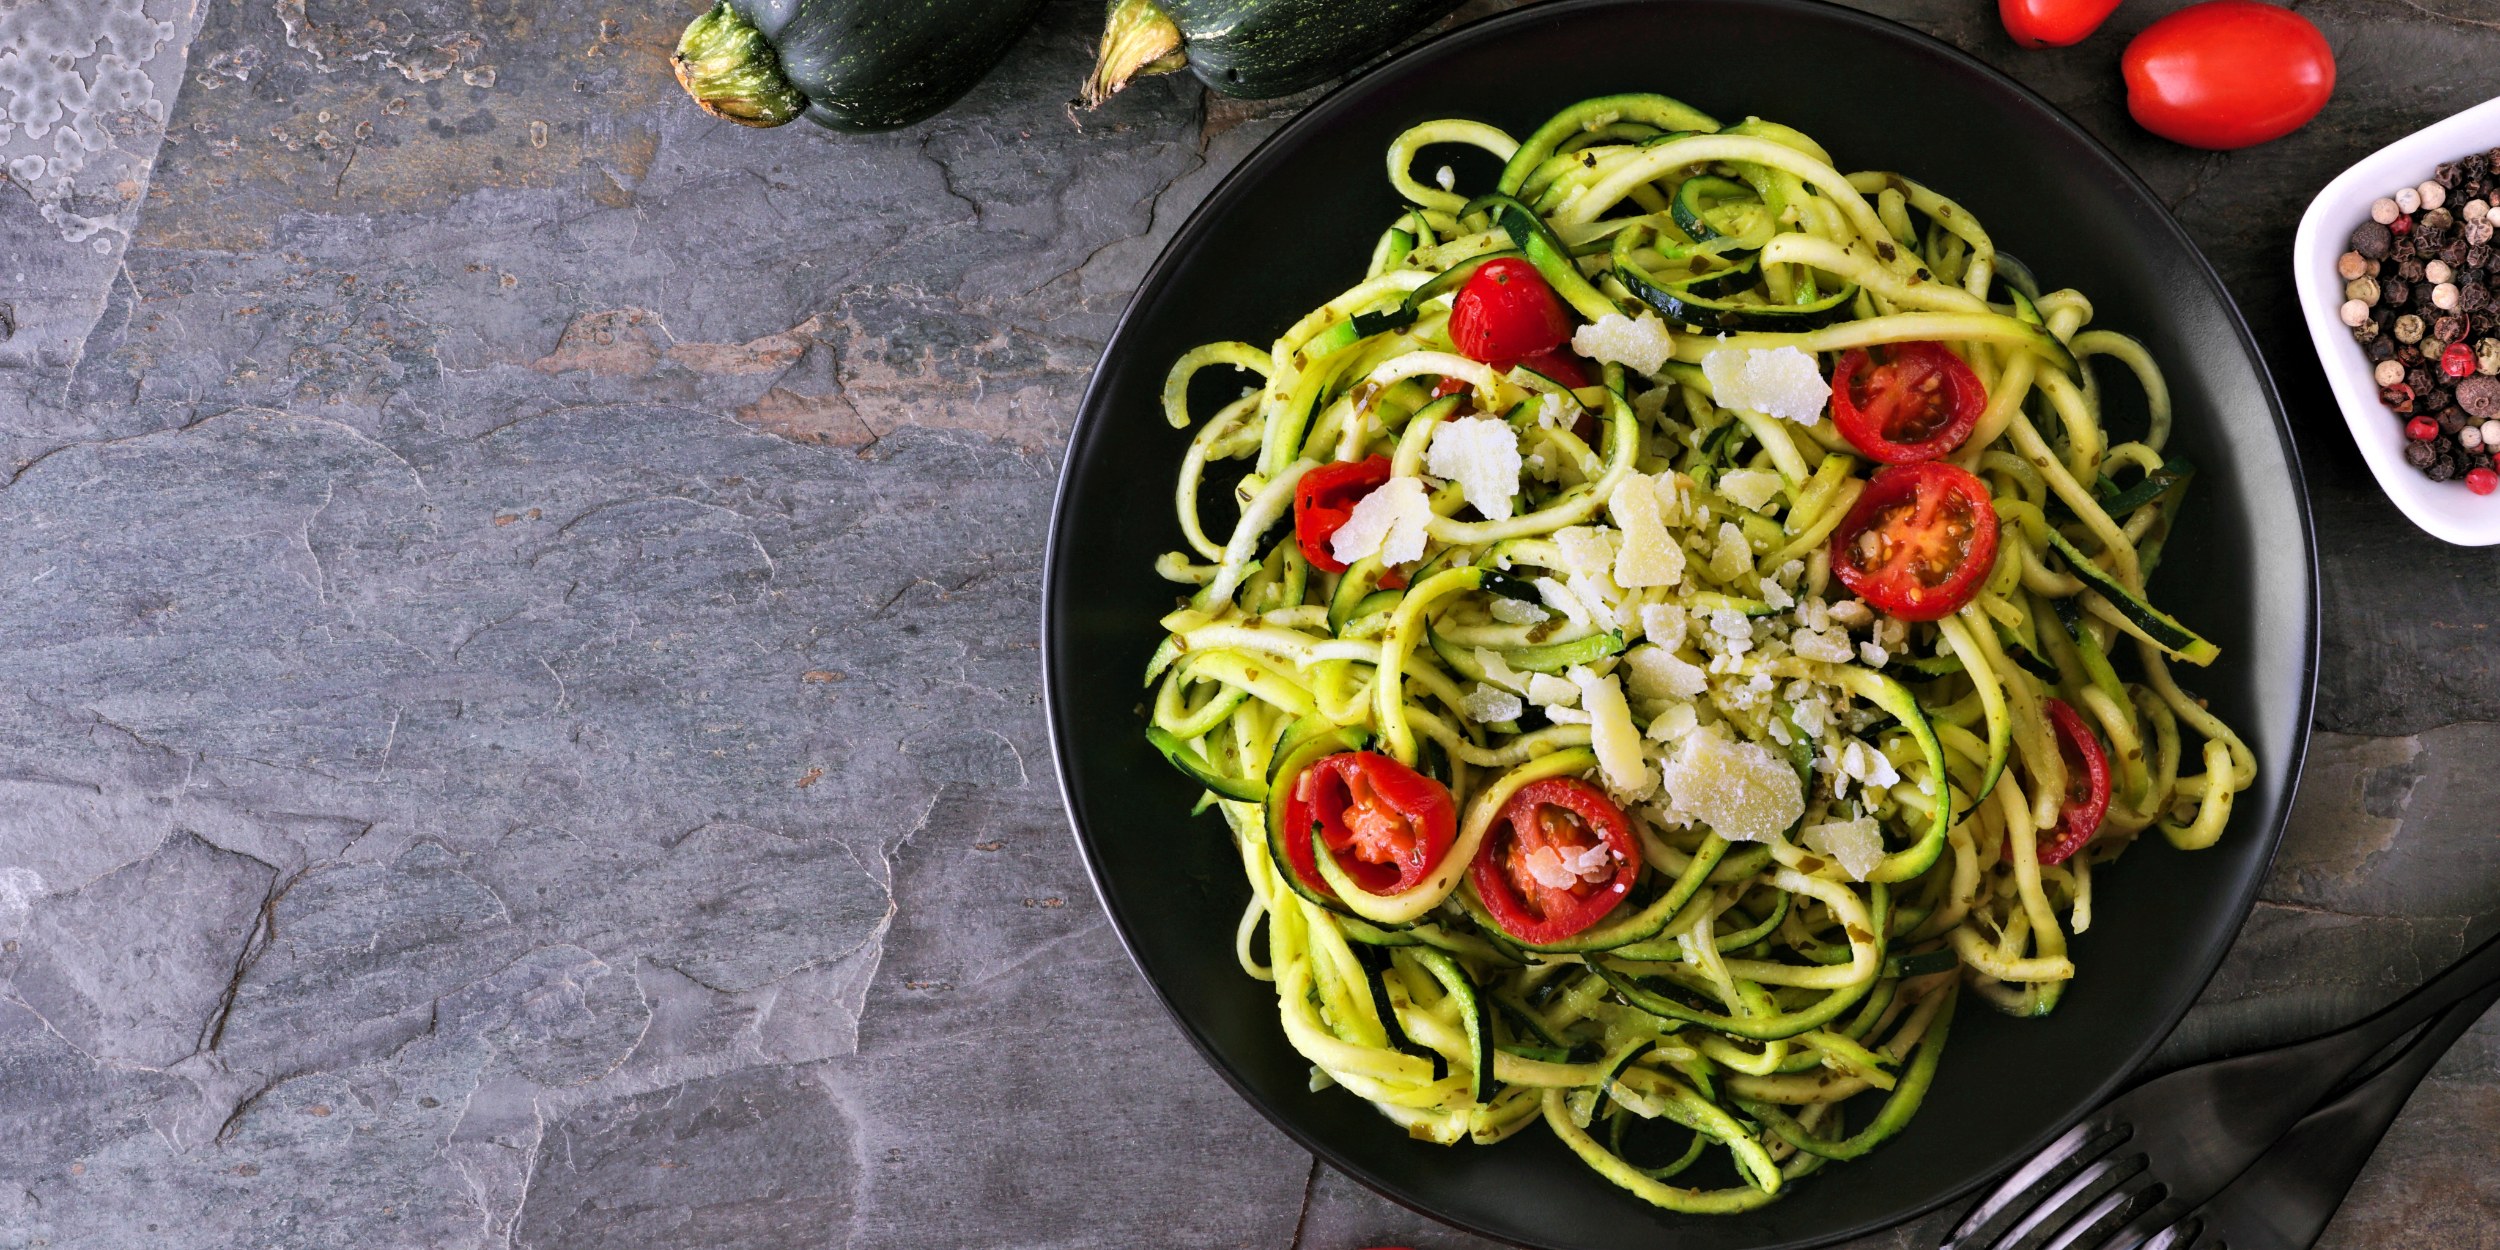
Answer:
[{"xmin": 1042, "ymin": 3, "xmax": 2318, "ymax": 1245}]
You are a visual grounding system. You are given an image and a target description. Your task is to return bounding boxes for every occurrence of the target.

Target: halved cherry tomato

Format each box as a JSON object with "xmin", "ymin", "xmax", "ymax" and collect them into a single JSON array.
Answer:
[
  {"xmin": 1830, "ymin": 342, "xmax": 1986, "ymax": 464},
  {"xmin": 1293, "ymin": 456, "xmax": 1393, "ymax": 575},
  {"xmin": 1999, "ymin": 0, "xmax": 2121, "ymax": 47},
  {"xmin": 2121, "ymin": 1, "xmax": 2334, "ymax": 151},
  {"xmin": 2019, "ymin": 699, "xmax": 2112, "ymax": 866},
  {"xmin": 1285, "ymin": 752, "xmax": 1457, "ymax": 897},
  {"xmin": 1450, "ymin": 257, "xmax": 1573, "ymax": 365},
  {"xmin": 1470, "ymin": 777, "xmax": 1639, "ymax": 945},
  {"xmin": 1830, "ymin": 462, "xmax": 2000, "ymax": 622}
]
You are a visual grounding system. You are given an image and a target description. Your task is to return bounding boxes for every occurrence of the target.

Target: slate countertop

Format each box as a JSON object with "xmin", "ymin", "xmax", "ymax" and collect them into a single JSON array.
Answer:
[{"xmin": 0, "ymin": 1, "xmax": 2492, "ymax": 1247}]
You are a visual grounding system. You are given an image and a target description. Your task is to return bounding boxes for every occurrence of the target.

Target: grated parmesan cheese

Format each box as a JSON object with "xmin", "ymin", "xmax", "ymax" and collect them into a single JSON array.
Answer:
[
  {"xmin": 1638, "ymin": 603, "xmax": 1687, "ymax": 653},
  {"xmin": 1709, "ymin": 521, "xmax": 1754, "ymax": 583},
  {"xmin": 1489, "ymin": 596, "xmax": 1551, "ymax": 625},
  {"xmin": 1700, "ymin": 344, "xmax": 1829, "ymax": 424},
  {"xmin": 1474, "ymin": 647, "xmax": 1530, "ymax": 694},
  {"xmin": 1426, "ymin": 417, "xmax": 1523, "ymax": 521},
  {"xmin": 1608, "ymin": 473, "xmax": 1686, "ymax": 588},
  {"xmin": 1553, "ymin": 526, "xmax": 1619, "ymax": 583},
  {"xmin": 1330, "ymin": 476, "xmax": 1432, "ymax": 567},
  {"xmin": 1659, "ymin": 729, "xmax": 1804, "ymax": 843},
  {"xmin": 1626, "ymin": 645, "xmax": 1708, "ymax": 700},
  {"xmin": 1573, "ymin": 665, "xmax": 1655, "ymax": 799},
  {"xmin": 1717, "ymin": 468, "xmax": 1785, "ymax": 512},
  {"xmin": 1571, "ymin": 312, "xmax": 1675, "ymax": 376},
  {"xmin": 1526, "ymin": 672, "xmax": 1581, "ymax": 708},
  {"xmin": 1801, "ymin": 818, "xmax": 1885, "ymax": 880},
  {"xmin": 1464, "ymin": 684, "xmax": 1525, "ymax": 723}
]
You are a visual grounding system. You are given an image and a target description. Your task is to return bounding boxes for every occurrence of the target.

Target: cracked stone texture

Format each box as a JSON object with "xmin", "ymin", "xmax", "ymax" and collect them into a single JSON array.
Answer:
[{"xmin": 0, "ymin": 0, "xmax": 2491, "ymax": 1246}]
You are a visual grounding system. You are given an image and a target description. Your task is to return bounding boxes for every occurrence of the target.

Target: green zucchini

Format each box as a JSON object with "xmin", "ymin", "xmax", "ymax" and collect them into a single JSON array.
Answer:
[
  {"xmin": 1085, "ymin": 0, "xmax": 1464, "ymax": 104},
  {"xmin": 1669, "ymin": 175, "xmax": 1777, "ymax": 254},
  {"xmin": 2045, "ymin": 530, "xmax": 2219, "ymax": 665},
  {"xmin": 1618, "ymin": 264, "xmax": 1860, "ymax": 333},
  {"xmin": 1145, "ymin": 726, "xmax": 1266, "ymax": 801},
  {"xmin": 1352, "ymin": 943, "xmax": 1449, "ymax": 1079},
  {"xmin": 673, "ymin": 0, "xmax": 1047, "ymax": 133},
  {"xmin": 1428, "ymin": 626, "xmax": 1626, "ymax": 681},
  {"xmin": 1408, "ymin": 947, "xmax": 1496, "ymax": 1102}
]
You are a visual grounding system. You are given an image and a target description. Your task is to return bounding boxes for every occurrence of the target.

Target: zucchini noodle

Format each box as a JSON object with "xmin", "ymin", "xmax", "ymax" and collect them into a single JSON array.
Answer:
[{"xmin": 1139, "ymin": 94, "xmax": 2252, "ymax": 1210}]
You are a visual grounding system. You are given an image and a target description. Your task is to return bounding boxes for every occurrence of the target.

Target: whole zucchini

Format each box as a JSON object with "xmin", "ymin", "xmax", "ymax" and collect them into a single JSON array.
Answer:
[
  {"xmin": 673, "ymin": 0, "xmax": 1049, "ymax": 133},
  {"xmin": 1084, "ymin": 0, "xmax": 1465, "ymax": 105}
]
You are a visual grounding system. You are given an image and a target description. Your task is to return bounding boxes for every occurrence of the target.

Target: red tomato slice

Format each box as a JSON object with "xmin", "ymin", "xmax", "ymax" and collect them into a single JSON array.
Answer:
[
  {"xmin": 2019, "ymin": 699, "xmax": 2113, "ymax": 866},
  {"xmin": 1450, "ymin": 257, "xmax": 1573, "ymax": 365},
  {"xmin": 1999, "ymin": 0, "xmax": 2121, "ymax": 47},
  {"xmin": 2121, "ymin": 1, "xmax": 2334, "ymax": 151},
  {"xmin": 1830, "ymin": 462, "xmax": 2000, "ymax": 622},
  {"xmin": 1285, "ymin": 752, "xmax": 1456, "ymax": 897},
  {"xmin": 1470, "ymin": 777, "xmax": 1639, "ymax": 945},
  {"xmin": 1831, "ymin": 342, "xmax": 1986, "ymax": 464},
  {"xmin": 1292, "ymin": 456, "xmax": 1393, "ymax": 575}
]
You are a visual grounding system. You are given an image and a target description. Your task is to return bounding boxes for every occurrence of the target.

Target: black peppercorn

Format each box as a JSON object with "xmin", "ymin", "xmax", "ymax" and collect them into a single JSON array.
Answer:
[
  {"xmin": 2395, "ymin": 235, "xmax": 2422, "ymax": 261},
  {"xmin": 2465, "ymin": 284, "xmax": 2491, "ymax": 312},
  {"xmin": 2426, "ymin": 207, "xmax": 2457, "ymax": 234},
  {"xmin": 2431, "ymin": 391, "xmax": 2457, "ymax": 417},
  {"xmin": 2387, "ymin": 280, "xmax": 2414, "ymax": 306},
  {"xmin": 2352, "ymin": 219, "xmax": 2394, "ymax": 259},
  {"xmin": 2438, "ymin": 314, "xmax": 2470, "ymax": 343},
  {"xmin": 2431, "ymin": 455, "xmax": 2459, "ymax": 481},
  {"xmin": 2410, "ymin": 365, "xmax": 2439, "ymax": 392},
  {"xmin": 2399, "ymin": 258, "xmax": 2428, "ymax": 282},
  {"xmin": 2398, "ymin": 343, "xmax": 2425, "ymax": 365},
  {"xmin": 2445, "ymin": 240, "xmax": 2472, "ymax": 267},
  {"xmin": 2368, "ymin": 335, "xmax": 2398, "ymax": 362},
  {"xmin": 2407, "ymin": 440, "xmax": 2438, "ymax": 467}
]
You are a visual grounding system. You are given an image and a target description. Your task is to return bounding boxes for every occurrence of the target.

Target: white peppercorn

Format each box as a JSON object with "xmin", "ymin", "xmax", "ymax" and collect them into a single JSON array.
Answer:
[
  {"xmin": 2376, "ymin": 359, "xmax": 2407, "ymax": 387},
  {"xmin": 2469, "ymin": 199, "xmax": 2492, "ymax": 223},
  {"xmin": 2421, "ymin": 181, "xmax": 2448, "ymax": 211},
  {"xmin": 2340, "ymin": 299, "xmax": 2371, "ymax": 326},
  {"xmin": 2372, "ymin": 197, "xmax": 2402, "ymax": 224},
  {"xmin": 2426, "ymin": 259, "xmax": 2455, "ymax": 284},
  {"xmin": 2397, "ymin": 186, "xmax": 2423, "ymax": 214},
  {"xmin": 2484, "ymin": 418, "xmax": 2500, "ymax": 444},
  {"xmin": 2435, "ymin": 282, "xmax": 2462, "ymax": 310},
  {"xmin": 2463, "ymin": 425, "xmax": 2484, "ymax": 451}
]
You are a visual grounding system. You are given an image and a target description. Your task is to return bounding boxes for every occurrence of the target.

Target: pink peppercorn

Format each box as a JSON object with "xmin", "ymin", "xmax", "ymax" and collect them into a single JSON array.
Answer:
[
  {"xmin": 2408, "ymin": 416, "xmax": 2441, "ymax": 440},
  {"xmin": 2469, "ymin": 467, "xmax": 2499, "ymax": 495},
  {"xmin": 2444, "ymin": 342, "xmax": 2477, "ymax": 378},
  {"xmin": 2393, "ymin": 215, "xmax": 2414, "ymax": 235}
]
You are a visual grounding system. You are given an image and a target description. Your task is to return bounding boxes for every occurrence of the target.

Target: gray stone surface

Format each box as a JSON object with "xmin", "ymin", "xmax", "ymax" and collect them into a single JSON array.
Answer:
[{"xmin": 0, "ymin": 0, "xmax": 2491, "ymax": 1246}]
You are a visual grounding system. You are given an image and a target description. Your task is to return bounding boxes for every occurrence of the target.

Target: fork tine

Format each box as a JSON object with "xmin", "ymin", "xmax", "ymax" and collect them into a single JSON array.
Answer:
[
  {"xmin": 1987, "ymin": 1151, "xmax": 2151, "ymax": 1250},
  {"xmin": 1944, "ymin": 1120, "xmax": 2136, "ymax": 1250},
  {"xmin": 2041, "ymin": 1174, "xmax": 2168, "ymax": 1250}
]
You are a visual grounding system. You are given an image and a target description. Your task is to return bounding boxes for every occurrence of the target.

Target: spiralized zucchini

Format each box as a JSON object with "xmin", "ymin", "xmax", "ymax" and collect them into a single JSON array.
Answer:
[{"xmin": 1142, "ymin": 93, "xmax": 2254, "ymax": 1210}]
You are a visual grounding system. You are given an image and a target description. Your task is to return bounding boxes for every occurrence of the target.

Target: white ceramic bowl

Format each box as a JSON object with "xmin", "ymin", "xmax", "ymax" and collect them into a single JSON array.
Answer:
[{"xmin": 2294, "ymin": 94, "xmax": 2500, "ymax": 545}]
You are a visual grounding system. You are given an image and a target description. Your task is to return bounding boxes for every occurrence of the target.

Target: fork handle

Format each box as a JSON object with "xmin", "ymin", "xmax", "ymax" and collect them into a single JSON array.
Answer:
[
  {"xmin": 2182, "ymin": 977, "xmax": 2500, "ymax": 1250},
  {"xmin": 2286, "ymin": 923, "xmax": 2500, "ymax": 1076}
]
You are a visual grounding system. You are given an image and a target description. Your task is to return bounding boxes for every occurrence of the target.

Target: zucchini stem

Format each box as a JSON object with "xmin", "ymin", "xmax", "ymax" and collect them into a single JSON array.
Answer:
[
  {"xmin": 673, "ymin": 2, "xmax": 805, "ymax": 128},
  {"xmin": 1084, "ymin": 0, "xmax": 1187, "ymax": 108}
]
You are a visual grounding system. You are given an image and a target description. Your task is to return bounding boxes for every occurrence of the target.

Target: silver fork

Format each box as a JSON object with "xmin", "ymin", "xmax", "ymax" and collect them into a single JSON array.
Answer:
[{"xmin": 1940, "ymin": 927, "xmax": 2500, "ymax": 1250}]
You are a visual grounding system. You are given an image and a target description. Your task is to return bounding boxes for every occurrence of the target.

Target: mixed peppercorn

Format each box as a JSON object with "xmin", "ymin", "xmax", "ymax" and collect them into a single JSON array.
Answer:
[{"xmin": 2339, "ymin": 149, "xmax": 2500, "ymax": 496}]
